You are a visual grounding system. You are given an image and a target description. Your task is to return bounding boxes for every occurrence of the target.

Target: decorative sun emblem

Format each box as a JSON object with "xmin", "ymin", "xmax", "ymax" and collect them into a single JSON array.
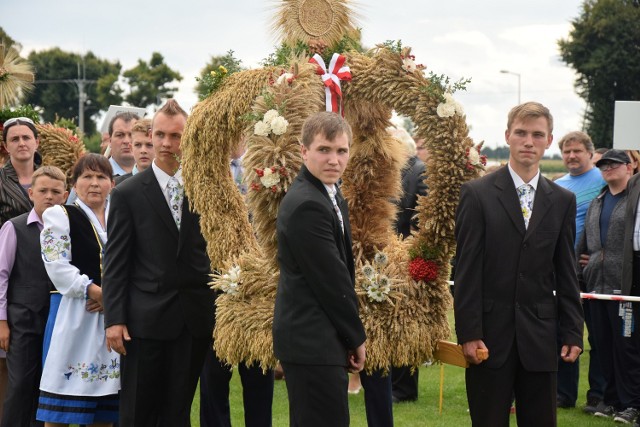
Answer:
[
  {"xmin": 271, "ymin": 0, "xmax": 358, "ymax": 47},
  {"xmin": 0, "ymin": 44, "xmax": 35, "ymax": 108}
]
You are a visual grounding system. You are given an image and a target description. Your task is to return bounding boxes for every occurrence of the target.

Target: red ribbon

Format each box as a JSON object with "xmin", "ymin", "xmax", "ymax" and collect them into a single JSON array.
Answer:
[{"xmin": 309, "ymin": 53, "xmax": 352, "ymax": 116}]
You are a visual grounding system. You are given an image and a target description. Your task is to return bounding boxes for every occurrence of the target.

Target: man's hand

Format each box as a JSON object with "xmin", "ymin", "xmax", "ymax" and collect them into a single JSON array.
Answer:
[
  {"xmin": 462, "ymin": 339, "xmax": 488, "ymax": 365},
  {"xmin": 560, "ymin": 344, "xmax": 582, "ymax": 363},
  {"xmin": 0, "ymin": 320, "xmax": 9, "ymax": 352},
  {"xmin": 106, "ymin": 324, "xmax": 131, "ymax": 355},
  {"xmin": 579, "ymin": 254, "xmax": 590, "ymax": 268},
  {"xmin": 348, "ymin": 343, "xmax": 366, "ymax": 373}
]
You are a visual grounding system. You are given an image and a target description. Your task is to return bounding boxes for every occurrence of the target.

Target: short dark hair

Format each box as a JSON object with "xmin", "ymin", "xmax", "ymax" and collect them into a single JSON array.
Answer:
[
  {"xmin": 109, "ymin": 112, "xmax": 140, "ymax": 136},
  {"xmin": 2, "ymin": 119, "xmax": 38, "ymax": 143},
  {"xmin": 301, "ymin": 111, "xmax": 352, "ymax": 148},
  {"xmin": 71, "ymin": 153, "xmax": 113, "ymax": 184}
]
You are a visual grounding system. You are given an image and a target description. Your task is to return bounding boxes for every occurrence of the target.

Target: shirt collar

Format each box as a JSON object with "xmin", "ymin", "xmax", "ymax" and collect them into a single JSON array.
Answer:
[
  {"xmin": 27, "ymin": 208, "xmax": 43, "ymax": 227},
  {"xmin": 109, "ymin": 157, "xmax": 128, "ymax": 176},
  {"xmin": 508, "ymin": 163, "xmax": 540, "ymax": 191},
  {"xmin": 152, "ymin": 160, "xmax": 182, "ymax": 190},
  {"xmin": 324, "ymin": 183, "xmax": 337, "ymax": 197}
]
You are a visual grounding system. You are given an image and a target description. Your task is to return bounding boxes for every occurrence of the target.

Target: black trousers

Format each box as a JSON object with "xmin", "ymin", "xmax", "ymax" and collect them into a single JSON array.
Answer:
[
  {"xmin": 1, "ymin": 304, "xmax": 47, "ymax": 427},
  {"xmin": 361, "ymin": 369, "xmax": 394, "ymax": 427},
  {"xmin": 590, "ymin": 300, "xmax": 640, "ymax": 409},
  {"xmin": 466, "ymin": 341, "xmax": 556, "ymax": 427},
  {"xmin": 281, "ymin": 362, "xmax": 349, "ymax": 427},
  {"xmin": 118, "ymin": 328, "xmax": 209, "ymax": 427},
  {"xmin": 391, "ymin": 366, "xmax": 419, "ymax": 401},
  {"xmin": 199, "ymin": 346, "xmax": 274, "ymax": 427}
]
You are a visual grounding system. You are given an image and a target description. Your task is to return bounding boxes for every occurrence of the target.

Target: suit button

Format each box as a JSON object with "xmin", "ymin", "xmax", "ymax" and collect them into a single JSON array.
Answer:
[
  {"xmin": 519, "ymin": 273, "xmax": 524, "ymax": 279},
  {"xmin": 523, "ymin": 243, "xmax": 528, "ymax": 250}
]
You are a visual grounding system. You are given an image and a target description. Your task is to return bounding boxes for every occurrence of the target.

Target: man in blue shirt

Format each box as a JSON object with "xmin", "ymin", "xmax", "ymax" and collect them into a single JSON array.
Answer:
[{"xmin": 555, "ymin": 131, "xmax": 606, "ymax": 413}]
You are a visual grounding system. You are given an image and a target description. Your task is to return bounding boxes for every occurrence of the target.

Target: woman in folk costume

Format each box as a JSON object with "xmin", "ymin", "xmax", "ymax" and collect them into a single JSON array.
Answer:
[{"xmin": 36, "ymin": 153, "xmax": 118, "ymax": 427}]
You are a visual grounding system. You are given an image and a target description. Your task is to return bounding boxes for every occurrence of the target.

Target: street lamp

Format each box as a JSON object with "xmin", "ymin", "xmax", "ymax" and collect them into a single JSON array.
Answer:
[{"xmin": 500, "ymin": 70, "xmax": 521, "ymax": 105}]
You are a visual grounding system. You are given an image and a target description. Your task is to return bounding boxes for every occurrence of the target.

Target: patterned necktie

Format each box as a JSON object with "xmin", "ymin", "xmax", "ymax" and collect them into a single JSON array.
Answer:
[
  {"xmin": 167, "ymin": 176, "xmax": 184, "ymax": 229},
  {"xmin": 328, "ymin": 187, "xmax": 344, "ymax": 233},
  {"xmin": 517, "ymin": 184, "xmax": 534, "ymax": 229}
]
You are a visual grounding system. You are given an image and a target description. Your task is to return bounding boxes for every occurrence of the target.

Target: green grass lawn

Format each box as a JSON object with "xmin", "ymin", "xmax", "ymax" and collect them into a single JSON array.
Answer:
[{"xmin": 188, "ymin": 316, "xmax": 614, "ymax": 426}]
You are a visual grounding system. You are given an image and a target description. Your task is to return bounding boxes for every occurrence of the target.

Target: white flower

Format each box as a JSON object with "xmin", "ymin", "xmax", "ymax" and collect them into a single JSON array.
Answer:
[
  {"xmin": 436, "ymin": 102, "xmax": 456, "ymax": 118},
  {"xmin": 362, "ymin": 264, "xmax": 375, "ymax": 279},
  {"xmin": 453, "ymin": 101, "xmax": 464, "ymax": 116},
  {"xmin": 374, "ymin": 252, "xmax": 388, "ymax": 266},
  {"xmin": 276, "ymin": 73, "xmax": 294, "ymax": 85},
  {"xmin": 270, "ymin": 116, "xmax": 289, "ymax": 136},
  {"xmin": 254, "ymin": 120, "xmax": 271, "ymax": 136},
  {"xmin": 263, "ymin": 109, "xmax": 280, "ymax": 124},
  {"xmin": 228, "ymin": 265, "xmax": 241, "ymax": 282},
  {"xmin": 402, "ymin": 57, "xmax": 417, "ymax": 73},
  {"xmin": 366, "ymin": 284, "xmax": 386, "ymax": 302},
  {"xmin": 260, "ymin": 168, "xmax": 281, "ymax": 187},
  {"xmin": 468, "ymin": 147, "xmax": 480, "ymax": 165},
  {"xmin": 222, "ymin": 281, "xmax": 239, "ymax": 295}
]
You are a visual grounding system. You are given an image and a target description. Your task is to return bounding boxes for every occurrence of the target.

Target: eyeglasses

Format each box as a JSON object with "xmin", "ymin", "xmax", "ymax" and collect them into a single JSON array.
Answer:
[
  {"xmin": 2, "ymin": 117, "xmax": 35, "ymax": 128},
  {"xmin": 598, "ymin": 162, "xmax": 625, "ymax": 172}
]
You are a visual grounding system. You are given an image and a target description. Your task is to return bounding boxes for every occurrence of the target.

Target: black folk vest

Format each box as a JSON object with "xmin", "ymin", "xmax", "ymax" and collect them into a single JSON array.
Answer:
[{"xmin": 8, "ymin": 211, "xmax": 53, "ymax": 310}]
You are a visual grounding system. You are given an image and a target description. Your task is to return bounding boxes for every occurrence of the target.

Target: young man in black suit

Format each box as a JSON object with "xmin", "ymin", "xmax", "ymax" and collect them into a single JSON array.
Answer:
[
  {"xmin": 273, "ymin": 111, "xmax": 366, "ymax": 427},
  {"xmin": 454, "ymin": 102, "xmax": 584, "ymax": 426},
  {"xmin": 103, "ymin": 100, "xmax": 216, "ymax": 427}
]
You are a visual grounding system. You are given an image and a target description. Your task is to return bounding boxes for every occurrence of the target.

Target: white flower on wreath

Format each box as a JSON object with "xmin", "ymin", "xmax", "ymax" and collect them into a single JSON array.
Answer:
[
  {"xmin": 254, "ymin": 120, "xmax": 271, "ymax": 136},
  {"xmin": 270, "ymin": 116, "xmax": 289, "ymax": 135},
  {"xmin": 276, "ymin": 73, "xmax": 294, "ymax": 85},
  {"xmin": 468, "ymin": 146, "xmax": 481, "ymax": 165},
  {"xmin": 263, "ymin": 109, "xmax": 280, "ymax": 124},
  {"xmin": 437, "ymin": 92, "xmax": 464, "ymax": 118},
  {"xmin": 402, "ymin": 57, "xmax": 418, "ymax": 73},
  {"xmin": 260, "ymin": 168, "xmax": 281, "ymax": 187},
  {"xmin": 220, "ymin": 265, "xmax": 241, "ymax": 295}
]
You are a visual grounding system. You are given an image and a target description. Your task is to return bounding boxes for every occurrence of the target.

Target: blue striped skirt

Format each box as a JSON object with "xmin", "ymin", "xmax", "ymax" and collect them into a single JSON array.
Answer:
[{"xmin": 36, "ymin": 390, "xmax": 119, "ymax": 424}]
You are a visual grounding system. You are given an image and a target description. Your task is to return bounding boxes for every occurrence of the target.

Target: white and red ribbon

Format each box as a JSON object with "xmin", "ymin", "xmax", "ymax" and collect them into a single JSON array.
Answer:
[{"xmin": 309, "ymin": 53, "xmax": 352, "ymax": 116}]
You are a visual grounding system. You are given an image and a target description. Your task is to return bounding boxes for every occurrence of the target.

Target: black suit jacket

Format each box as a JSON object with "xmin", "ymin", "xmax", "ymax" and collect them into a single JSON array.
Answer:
[
  {"xmin": 102, "ymin": 166, "xmax": 215, "ymax": 340},
  {"xmin": 454, "ymin": 166, "xmax": 583, "ymax": 371},
  {"xmin": 395, "ymin": 156, "xmax": 427, "ymax": 238},
  {"xmin": 273, "ymin": 165, "xmax": 366, "ymax": 366}
]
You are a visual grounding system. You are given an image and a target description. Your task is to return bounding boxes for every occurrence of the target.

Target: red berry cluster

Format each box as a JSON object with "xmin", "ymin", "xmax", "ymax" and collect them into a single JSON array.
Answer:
[{"xmin": 408, "ymin": 257, "xmax": 439, "ymax": 283}]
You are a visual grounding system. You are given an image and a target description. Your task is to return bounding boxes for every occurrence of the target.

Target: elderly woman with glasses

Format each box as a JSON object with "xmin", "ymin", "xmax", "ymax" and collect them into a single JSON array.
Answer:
[{"xmin": 0, "ymin": 117, "xmax": 42, "ymax": 226}]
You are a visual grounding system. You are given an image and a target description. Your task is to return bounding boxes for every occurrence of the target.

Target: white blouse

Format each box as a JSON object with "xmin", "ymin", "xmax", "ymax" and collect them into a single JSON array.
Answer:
[{"xmin": 39, "ymin": 200, "xmax": 120, "ymax": 397}]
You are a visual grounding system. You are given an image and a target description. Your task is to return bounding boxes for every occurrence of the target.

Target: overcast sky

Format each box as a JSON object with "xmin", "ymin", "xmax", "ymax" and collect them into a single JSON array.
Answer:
[{"xmin": 3, "ymin": 0, "xmax": 586, "ymax": 155}]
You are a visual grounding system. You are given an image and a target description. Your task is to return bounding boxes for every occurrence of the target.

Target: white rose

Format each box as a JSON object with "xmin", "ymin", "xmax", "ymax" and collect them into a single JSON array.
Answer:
[
  {"xmin": 402, "ymin": 58, "xmax": 417, "ymax": 73},
  {"xmin": 263, "ymin": 109, "xmax": 280, "ymax": 124},
  {"xmin": 468, "ymin": 147, "xmax": 480, "ymax": 165},
  {"xmin": 260, "ymin": 168, "xmax": 281, "ymax": 187},
  {"xmin": 270, "ymin": 116, "xmax": 289, "ymax": 136},
  {"xmin": 276, "ymin": 73, "xmax": 294, "ymax": 85},
  {"xmin": 454, "ymin": 101, "xmax": 464, "ymax": 116},
  {"xmin": 436, "ymin": 102, "xmax": 456, "ymax": 118},
  {"xmin": 443, "ymin": 92, "xmax": 455, "ymax": 103},
  {"xmin": 254, "ymin": 120, "xmax": 271, "ymax": 136}
]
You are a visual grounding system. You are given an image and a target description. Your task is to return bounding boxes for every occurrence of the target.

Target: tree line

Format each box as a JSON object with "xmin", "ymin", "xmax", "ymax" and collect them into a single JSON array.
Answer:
[{"xmin": 1, "ymin": 0, "xmax": 639, "ymax": 144}]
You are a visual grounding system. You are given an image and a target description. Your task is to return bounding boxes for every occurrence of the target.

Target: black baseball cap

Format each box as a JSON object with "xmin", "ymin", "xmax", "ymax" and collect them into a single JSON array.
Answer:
[{"xmin": 595, "ymin": 149, "xmax": 631, "ymax": 167}]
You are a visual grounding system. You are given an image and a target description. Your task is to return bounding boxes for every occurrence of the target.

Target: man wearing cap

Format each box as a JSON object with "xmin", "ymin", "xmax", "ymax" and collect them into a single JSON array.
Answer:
[
  {"xmin": 555, "ymin": 131, "xmax": 606, "ymax": 412},
  {"xmin": 579, "ymin": 149, "xmax": 640, "ymax": 423}
]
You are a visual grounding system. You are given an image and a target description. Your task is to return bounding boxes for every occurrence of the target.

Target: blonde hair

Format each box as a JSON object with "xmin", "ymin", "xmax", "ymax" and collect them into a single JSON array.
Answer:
[
  {"xmin": 507, "ymin": 102, "xmax": 553, "ymax": 134},
  {"xmin": 32, "ymin": 165, "xmax": 67, "ymax": 187},
  {"xmin": 132, "ymin": 118, "xmax": 152, "ymax": 134}
]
